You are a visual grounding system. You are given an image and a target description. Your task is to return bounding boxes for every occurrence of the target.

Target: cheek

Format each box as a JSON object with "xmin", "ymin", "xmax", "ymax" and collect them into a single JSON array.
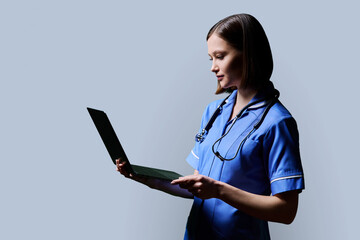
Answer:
[{"xmin": 228, "ymin": 56, "xmax": 243, "ymax": 77}]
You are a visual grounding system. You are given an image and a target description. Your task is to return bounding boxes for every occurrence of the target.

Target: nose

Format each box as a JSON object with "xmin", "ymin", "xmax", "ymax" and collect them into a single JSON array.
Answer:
[{"xmin": 211, "ymin": 61, "xmax": 219, "ymax": 73}]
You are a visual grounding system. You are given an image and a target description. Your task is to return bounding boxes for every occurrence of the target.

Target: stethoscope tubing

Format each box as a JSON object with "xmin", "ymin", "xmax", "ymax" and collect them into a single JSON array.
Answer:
[
  {"xmin": 212, "ymin": 96, "xmax": 278, "ymax": 161},
  {"xmin": 195, "ymin": 94, "xmax": 231, "ymax": 143},
  {"xmin": 195, "ymin": 89, "xmax": 279, "ymax": 161}
]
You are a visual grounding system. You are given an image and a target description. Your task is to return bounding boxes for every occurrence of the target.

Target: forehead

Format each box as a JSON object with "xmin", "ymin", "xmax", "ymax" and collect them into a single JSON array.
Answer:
[{"xmin": 207, "ymin": 34, "xmax": 237, "ymax": 54}]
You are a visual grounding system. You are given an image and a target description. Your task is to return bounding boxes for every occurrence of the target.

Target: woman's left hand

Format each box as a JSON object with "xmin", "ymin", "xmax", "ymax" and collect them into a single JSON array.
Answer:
[{"xmin": 171, "ymin": 173, "xmax": 219, "ymax": 199}]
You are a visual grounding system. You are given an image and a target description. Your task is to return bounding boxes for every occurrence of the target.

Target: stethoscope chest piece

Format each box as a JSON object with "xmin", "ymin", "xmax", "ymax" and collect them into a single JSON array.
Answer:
[{"xmin": 195, "ymin": 129, "xmax": 207, "ymax": 143}]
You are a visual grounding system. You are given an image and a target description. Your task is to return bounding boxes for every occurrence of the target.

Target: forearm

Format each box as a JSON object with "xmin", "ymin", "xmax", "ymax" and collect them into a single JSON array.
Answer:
[
  {"xmin": 116, "ymin": 159, "xmax": 193, "ymax": 199},
  {"xmin": 135, "ymin": 177, "xmax": 194, "ymax": 199},
  {"xmin": 216, "ymin": 181, "xmax": 298, "ymax": 224}
]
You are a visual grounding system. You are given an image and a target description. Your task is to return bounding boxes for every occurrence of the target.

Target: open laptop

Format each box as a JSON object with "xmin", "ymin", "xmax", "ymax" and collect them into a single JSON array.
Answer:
[{"xmin": 87, "ymin": 107, "xmax": 183, "ymax": 181}]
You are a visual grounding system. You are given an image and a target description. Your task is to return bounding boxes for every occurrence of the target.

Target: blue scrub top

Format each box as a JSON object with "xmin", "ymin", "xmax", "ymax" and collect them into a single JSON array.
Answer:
[{"xmin": 185, "ymin": 82, "xmax": 304, "ymax": 240}]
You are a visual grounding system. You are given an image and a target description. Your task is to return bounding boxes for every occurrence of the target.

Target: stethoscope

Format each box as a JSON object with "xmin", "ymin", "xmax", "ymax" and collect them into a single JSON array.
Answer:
[{"xmin": 195, "ymin": 89, "xmax": 280, "ymax": 161}]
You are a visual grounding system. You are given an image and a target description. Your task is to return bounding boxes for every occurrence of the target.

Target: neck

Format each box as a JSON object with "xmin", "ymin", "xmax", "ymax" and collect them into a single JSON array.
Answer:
[
  {"xmin": 229, "ymin": 87, "xmax": 257, "ymax": 121},
  {"xmin": 235, "ymin": 87, "xmax": 257, "ymax": 110}
]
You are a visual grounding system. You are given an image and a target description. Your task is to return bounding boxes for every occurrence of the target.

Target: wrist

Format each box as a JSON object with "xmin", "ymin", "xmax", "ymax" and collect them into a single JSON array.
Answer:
[{"xmin": 214, "ymin": 180, "xmax": 225, "ymax": 199}]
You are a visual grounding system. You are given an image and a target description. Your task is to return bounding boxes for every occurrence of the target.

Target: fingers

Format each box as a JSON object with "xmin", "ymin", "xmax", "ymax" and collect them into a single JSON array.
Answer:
[
  {"xmin": 171, "ymin": 174, "xmax": 216, "ymax": 199},
  {"xmin": 115, "ymin": 158, "xmax": 132, "ymax": 178},
  {"xmin": 171, "ymin": 176, "xmax": 192, "ymax": 185},
  {"xmin": 171, "ymin": 175, "xmax": 201, "ymax": 189},
  {"xmin": 187, "ymin": 187, "xmax": 202, "ymax": 196},
  {"xmin": 176, "ymin": 177, "xmax": 202, "ymax": 196},
  {"xmin": 116, "ymin": 159, "xmax": 120, "ymax": 170}
]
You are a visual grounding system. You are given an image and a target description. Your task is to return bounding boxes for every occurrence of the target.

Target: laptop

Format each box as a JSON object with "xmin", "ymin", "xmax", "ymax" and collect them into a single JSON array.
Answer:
[{"xmin": 87, "ymin": 107, "xmax": 183, "ymax": 181}]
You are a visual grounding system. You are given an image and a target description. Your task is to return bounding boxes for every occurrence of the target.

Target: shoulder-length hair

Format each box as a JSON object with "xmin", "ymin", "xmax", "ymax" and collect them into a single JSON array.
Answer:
[{"xmin": 207, "ymin": 14, "xmax": 273, "ymax": 94}]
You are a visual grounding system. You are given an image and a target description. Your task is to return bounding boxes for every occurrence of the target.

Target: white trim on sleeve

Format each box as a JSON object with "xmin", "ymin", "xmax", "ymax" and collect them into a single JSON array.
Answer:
[
  {"xmin": 270, "ymin": 175, "xmax": 303, "ymax": 184},
  {"xmin": 191, "ymin": 150, "xmax": 199, "ymax": 160}
]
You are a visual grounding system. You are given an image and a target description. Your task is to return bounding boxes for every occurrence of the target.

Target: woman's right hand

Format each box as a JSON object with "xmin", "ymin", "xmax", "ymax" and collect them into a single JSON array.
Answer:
[
  {"xmin": 115, "ymin": 158, "xmax": 133, "ymax": 178},
  {"xmin": 115, "ymin": 158, "xmax": 151, "ymax": 185},
  {"xmin": 115, "ymin": 158, "xmax": 194, "ymax": 198}
]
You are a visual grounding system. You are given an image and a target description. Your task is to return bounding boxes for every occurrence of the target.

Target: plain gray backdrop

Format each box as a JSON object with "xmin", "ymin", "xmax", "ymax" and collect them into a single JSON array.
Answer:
[{"xmin": 1, "ymin": 0, "xmax": 359, "ymax": 239}]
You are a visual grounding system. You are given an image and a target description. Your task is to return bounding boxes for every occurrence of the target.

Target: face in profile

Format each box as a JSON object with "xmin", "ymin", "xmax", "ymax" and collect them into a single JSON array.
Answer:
[{"xmin": 207, "ymin": 34, "xmax": 243, "ymax": 90}]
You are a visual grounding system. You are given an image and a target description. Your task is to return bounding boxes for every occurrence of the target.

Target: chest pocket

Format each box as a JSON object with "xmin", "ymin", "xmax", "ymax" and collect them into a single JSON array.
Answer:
[
  {"xmin": 225, "ymin": 134, "xmax": 262, "ymax": 168},
  {"xmin": 220, "ymin": 134, "xmax": 268, "ymax": 192}
]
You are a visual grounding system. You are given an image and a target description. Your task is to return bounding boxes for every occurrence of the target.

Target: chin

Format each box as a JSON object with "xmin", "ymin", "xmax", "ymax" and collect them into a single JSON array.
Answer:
[{"xmin": 219, "ymin": 83, "xmax": 233, "ymax": 90}]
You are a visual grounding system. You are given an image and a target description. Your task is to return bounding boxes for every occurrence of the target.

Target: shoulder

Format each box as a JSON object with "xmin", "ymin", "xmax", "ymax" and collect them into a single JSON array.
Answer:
[
  {"xmin": 259, "ymin": 100, "xmax": 299, "ymax": 137},
  {"xmin": 201, "ymin": 97, "xmax": 227, "ymax": 121}
]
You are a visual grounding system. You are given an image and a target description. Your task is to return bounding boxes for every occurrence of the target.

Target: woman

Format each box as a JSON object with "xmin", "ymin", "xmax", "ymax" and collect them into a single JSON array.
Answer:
[{"xmin": 117, "ymin": 13, "xmax": 304, "ymax": 240}]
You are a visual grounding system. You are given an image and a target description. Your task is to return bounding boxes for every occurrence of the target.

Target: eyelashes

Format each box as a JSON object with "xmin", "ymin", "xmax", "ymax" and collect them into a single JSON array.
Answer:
[{"xmin": 209, "ymin": 56, "xmax": 224, "ymax": 61}]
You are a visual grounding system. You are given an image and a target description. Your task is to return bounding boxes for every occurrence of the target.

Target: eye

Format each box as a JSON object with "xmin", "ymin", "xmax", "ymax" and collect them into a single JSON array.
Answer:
[{"xmin": 216, "ymin": 55, "xmax": 224, "ymax": 60}]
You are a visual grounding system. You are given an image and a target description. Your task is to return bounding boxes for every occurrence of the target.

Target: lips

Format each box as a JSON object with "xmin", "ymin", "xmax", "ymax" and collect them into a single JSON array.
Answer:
[{"xmin": 216, "ymin": 75, "xmax": 224, "ymax": 81}]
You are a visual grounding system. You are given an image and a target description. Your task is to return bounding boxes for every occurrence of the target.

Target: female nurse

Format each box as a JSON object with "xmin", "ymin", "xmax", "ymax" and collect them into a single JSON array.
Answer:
[{"xmin": 117, "ymin": 13, "xmax": 304, "ymax": 240}]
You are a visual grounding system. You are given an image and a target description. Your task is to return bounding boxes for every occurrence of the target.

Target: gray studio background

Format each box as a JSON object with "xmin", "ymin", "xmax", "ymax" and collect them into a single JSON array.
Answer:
[{"xmin": 1, "ymin": 0, "xmax": 359, "ymax": 239}]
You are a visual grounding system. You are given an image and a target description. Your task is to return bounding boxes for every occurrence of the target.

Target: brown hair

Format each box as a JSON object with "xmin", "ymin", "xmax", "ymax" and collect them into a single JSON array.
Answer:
[{"xmin": 207, "ymin": 14, "xmax": 273, "ymax": 94}]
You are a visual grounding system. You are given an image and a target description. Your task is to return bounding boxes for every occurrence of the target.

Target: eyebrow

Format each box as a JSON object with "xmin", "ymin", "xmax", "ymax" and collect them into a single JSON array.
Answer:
[{"xmin": 208, "ymin": 50, "xmax": 227, "ymax": 56}]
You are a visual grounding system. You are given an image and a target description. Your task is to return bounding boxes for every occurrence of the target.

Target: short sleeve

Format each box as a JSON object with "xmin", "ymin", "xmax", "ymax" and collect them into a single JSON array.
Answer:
[
  {"xmin": 186, "ymin": 101, "xmax": 219, "ymax": 170},
  {"xmin": 186, "ymin": 112, "xmax": 207, "ymax": 169},
  {"xmin": 264, "ymin": 117, "xmax": 305, "ymax": 195},
  {"xmin": 186, "ymin": 141, "xmax": 200, "ymax": 169}
]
